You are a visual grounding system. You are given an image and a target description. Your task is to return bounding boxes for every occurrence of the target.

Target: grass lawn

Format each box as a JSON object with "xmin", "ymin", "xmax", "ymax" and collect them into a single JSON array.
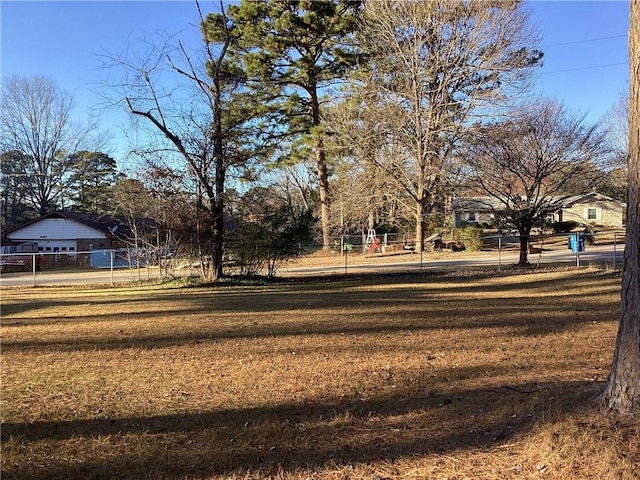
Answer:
[{"xmin": 1, "ymin": 268, "xmax": 638, "ymax": 479}]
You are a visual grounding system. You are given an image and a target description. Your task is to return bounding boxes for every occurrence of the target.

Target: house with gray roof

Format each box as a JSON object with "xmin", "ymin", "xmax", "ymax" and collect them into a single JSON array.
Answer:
[
  {"xmin": 452, "ymin": 193, "xmax": 625, "ymax": 228},
  {"xmin": 1, "ymin": 211, "xmax": 158, "ymax": 254}
]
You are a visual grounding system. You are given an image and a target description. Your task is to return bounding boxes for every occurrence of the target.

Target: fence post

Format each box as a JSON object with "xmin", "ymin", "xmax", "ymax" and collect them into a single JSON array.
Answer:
[
  {"xmin": 498, "ymin": 236, "xmax": 502, "ymax": 272},
  {"xmin": 613, "ymin": 234, "xmax": 617, "ymax": 271},
  {"xmin": 32, "ymin": 253, "xmax": 36, "ymax": 287},
  {"xmin": 110, "ymin": 250, "xmax": 114, "ymax": 285},
  {"xmin": 344, "ymin": 247, "xmax": 348, "ymax": 276}
]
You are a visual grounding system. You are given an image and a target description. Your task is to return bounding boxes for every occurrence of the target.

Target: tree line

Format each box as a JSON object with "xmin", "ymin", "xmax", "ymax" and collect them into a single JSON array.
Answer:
[{"xmin": 1, "ymin": 0, "xmax": 628, "ymax": 277}]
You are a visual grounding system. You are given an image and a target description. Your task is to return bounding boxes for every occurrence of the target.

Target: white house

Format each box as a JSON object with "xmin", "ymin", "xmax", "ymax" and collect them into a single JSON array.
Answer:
[
  {"xmin": 452, "ymin": 196, "xmax": 502, "ymax": 227},
  {"xmin": 557, "ymin": 192, "xmax": 626, "ymax": 227},
  {"xmin": 1, "ymin": 211, "xmax": 156, "ymax": 254},
  {"xmin": 452, "ymin": 193, "xmax": 626, "ymax": 228}
]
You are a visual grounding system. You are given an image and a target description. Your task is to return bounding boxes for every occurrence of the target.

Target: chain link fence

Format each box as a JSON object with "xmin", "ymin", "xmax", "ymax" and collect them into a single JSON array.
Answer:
[
  {"xmin": 0, "ymin": 230, "xmax": 625, "ymax": 287},
  {"xmin": 325, "ymin": 229, "xmax": 625, "ymax": 254},
  {"xmin": 0, "ymin": 249, "xmax": 189, "ymax": 287}
]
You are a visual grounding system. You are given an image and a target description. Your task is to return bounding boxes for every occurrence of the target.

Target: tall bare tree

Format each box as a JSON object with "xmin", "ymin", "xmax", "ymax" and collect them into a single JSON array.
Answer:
[
  {"xmin": 325, "ymin": 92, "xmax": 415, "ymax": 235},
  {"xmin": 601, "ymin": 0, "xmax": 640, "ymax": 414},
  {"xmin": 0, "ymin": 75, "xmax": 98, "ymax": 215},
  {"xmin": 105, "ymin": 1, "xmax": 267, "ymax": 279},
  {"xmin": 599, "ymin": 92, "xmax": 630, "ymax": 201},
  {"xmin": 356, "ymin": 0, "xmax": 542, "ymax": 251},
  {"xmin": 605, "ymin": 92, "xmax": 631, "ymax": 167},
  {"xmin": 463, "ymin": 98, "xmax": 610, "ymax": 265}
]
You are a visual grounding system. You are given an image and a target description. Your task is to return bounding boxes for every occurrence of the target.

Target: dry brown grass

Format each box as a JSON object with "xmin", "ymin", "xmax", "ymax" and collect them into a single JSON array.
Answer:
[{"xmin": 1, "ymin": 268, "xmax": 638, "ymax": 480}]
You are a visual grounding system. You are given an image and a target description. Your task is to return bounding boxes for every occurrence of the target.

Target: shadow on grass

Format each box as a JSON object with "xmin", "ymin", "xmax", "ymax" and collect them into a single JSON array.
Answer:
[
  {"xmin": 1, "ymin": 378, "xmax": 603, "ymax": 480},
  {"xmin": 1, "ymin": 270, "xmax": 619, "ymax": 353},
  {"xmin": 0, "ymin": 268, "xmax": 619, "ymax": 318},
  {"xmin": 0, "ymin": 293, "xmax": 617, "ymax": 352}
]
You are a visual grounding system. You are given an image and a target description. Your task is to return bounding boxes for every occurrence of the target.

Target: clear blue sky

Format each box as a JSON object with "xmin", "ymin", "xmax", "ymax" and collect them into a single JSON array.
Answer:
[{"xmin": 1, "ymin": 0, "xmax": 631, "ymax": 165}]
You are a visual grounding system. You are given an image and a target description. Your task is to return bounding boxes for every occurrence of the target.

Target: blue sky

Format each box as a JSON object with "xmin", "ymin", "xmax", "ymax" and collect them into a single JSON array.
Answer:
[{"xmin": 1, "ymin": 0, "xmax": 631, "ymax": 165}]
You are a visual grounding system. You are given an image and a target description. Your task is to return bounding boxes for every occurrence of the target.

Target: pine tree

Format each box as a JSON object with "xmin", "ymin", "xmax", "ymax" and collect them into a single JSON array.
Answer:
[
  {"xmin": 227, "ymin": 0, "xmax": 363, "ymax": 250},
  {"xmin": 67, "ymin": 151, "xmax": 119, "ymax": 214},
  {"xmin": 600, "ymin": 0, "xmax": 640, "ymax": 414}
]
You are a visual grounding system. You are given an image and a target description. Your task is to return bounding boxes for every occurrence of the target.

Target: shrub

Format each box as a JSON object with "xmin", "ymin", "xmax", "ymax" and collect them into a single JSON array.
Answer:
[
  {"xmin": 229, "ymin": 208, "xmax": 314, "ymax": 278},
  {"xmin": 453, "ymin": 225, "xmax": 484, "ymax": 251},
  {"xmin": 553, "ymin": 221, "xmax": 580, "ymax": 233}
]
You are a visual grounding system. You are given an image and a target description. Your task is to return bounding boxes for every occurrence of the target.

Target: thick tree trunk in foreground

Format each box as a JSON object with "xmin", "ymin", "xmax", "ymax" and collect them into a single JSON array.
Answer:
[{"xmin": 601, "ymin": 0, "xmax": 640, "ymax": 414}]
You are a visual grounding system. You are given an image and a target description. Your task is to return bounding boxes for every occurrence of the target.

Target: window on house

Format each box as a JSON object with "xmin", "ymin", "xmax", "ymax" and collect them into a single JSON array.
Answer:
[
  {"xmin": 467, "ymin": 212, "xmax": 476, "ymax": 222},
  {"xmin": 587, "ymin": 208, "xmax": 598, "ymax": 220}
]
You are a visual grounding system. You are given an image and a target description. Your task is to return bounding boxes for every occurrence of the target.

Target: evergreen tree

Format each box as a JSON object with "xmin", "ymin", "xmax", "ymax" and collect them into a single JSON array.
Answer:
[
  {"xmin": 67, "ymin": 151, "xmax": 120, "ymax": 214},
  {"xmin": 600, "ymin": 0, "xmax": 640, "ymax": 414},
  {"xmin": 227, "ymin": 0, "xmax": 363, "ymax": 250},
  {"xmin": 0, "ymin": 151, "xmax": 34, "ymax": 229}
]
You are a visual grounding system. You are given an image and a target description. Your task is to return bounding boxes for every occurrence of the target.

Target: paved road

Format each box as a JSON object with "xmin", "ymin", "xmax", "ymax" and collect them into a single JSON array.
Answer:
[
  {"xmin": 0, "ymin": 244, "xmax": 624, "ymax": 288},
  {"xmin": 0, "ymin": 267, "xmax": 163, "ymax": 288}
]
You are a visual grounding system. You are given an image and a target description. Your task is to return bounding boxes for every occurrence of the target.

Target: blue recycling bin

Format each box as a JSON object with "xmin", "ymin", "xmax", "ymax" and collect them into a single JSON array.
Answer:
[{"xmin": 568, "ymin": 233, "xmax": 586, "ymax": 253}]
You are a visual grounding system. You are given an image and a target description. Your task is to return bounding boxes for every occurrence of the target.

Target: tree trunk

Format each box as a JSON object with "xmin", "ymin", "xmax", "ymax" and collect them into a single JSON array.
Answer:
[
  {"xmin": 415, "ymin": 200, "xmax": 425, "ymax": 252},
  {"xmin": 601, "ymin": 0, "xmax": 640, "ymax": 413},
  {"xmin": 211, "ymin": 75, "xmax": 225, "ymax": 281},
  {"xmin": 368, "ymin": 203, "xmax": 375, "ymax": 231},
  {"xmin": 212, "ymin": 119, "xmax": 225, "ymax": 280},
  {"xmin": 518, "ymin": 228, "xmax": 530, "ymax": 266},
  {"xmin": 310, "ymin": 84, "xmax": 331, "ymax": 251},
  {"xmin": 316, "ymin": 137, "xmax": 332, "ymax": 251},
  {"xmin": 211, "ymin": 190, "xmax": 224, "ymax": 281},
  {"xmin": 311, "ymin": 86, "xmax": 331, "ymax": 251}
]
